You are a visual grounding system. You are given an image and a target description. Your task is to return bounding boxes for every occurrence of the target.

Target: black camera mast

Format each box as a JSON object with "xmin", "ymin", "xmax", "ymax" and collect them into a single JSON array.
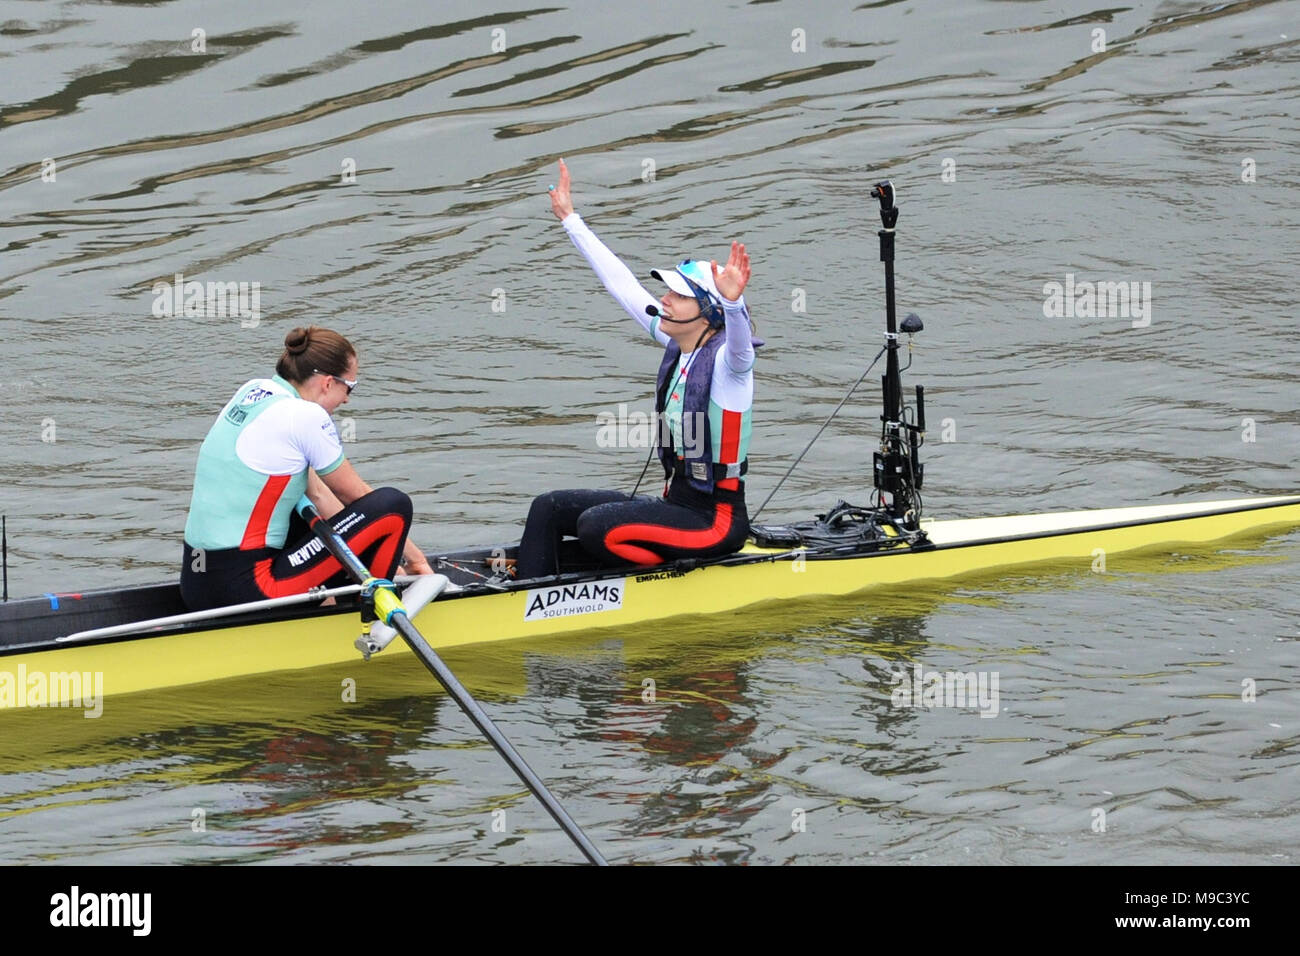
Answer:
[{"xmin": 869, "ymin": 180, "xmax": 926, "ymax": 529}]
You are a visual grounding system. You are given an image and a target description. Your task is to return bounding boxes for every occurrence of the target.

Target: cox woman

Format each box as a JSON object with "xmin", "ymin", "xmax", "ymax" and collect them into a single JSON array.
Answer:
[{"xmin": 516, "ymin": 160, "xmax": 756, "ymax": 578}]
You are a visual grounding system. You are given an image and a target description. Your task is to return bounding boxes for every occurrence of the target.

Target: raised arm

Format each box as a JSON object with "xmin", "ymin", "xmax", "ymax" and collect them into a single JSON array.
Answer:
[
  {"xmin": 548, "ymin": 160, "xmax": 667, "ymax": 344},
  {"xmin": 712, "ymin": 242, "xmax": 755, "ymax": 375}
]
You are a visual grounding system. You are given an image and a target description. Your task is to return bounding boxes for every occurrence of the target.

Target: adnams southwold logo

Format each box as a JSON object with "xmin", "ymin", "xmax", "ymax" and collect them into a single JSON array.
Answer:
[{"xmin": 524, "ymin": 580, "xmax": 625, "ymax": 621}]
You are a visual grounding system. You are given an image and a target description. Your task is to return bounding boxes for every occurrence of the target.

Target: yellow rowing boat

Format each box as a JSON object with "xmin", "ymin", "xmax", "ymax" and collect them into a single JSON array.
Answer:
[{"xmin": 3, "ymin": 494, "xmax": 1297, "ymax": 709}]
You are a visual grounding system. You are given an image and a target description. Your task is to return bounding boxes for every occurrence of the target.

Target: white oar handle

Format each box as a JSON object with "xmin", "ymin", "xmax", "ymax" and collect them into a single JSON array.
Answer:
[{"xmin": 356, "ymin": 573, "xmax": 449, "ymax": 659}]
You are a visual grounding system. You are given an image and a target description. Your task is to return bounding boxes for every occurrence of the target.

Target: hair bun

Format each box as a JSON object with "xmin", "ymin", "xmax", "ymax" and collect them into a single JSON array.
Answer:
[
  {"xmin": 275, "ymin": 325, "xmax": 355, "ymax": 385},
  {"xmin": 284, "ymin": 327, "xmax": 311, "ymax": 356}
]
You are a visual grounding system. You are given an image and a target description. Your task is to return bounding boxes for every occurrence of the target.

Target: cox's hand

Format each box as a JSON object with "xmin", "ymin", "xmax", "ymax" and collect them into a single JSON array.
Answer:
[
  {"xmin": 711, "ymin": 242, "xmax": 750, "ymax": 301},
  {"xmin": 548, "ymin": 159, "xmax": 574, "ymax": 221}
]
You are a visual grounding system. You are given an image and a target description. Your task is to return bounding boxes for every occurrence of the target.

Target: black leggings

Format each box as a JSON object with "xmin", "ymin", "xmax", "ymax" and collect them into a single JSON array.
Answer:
[
  {"xmin": 515, "ymin": 479, "xmax": 748, "ymax": 579},
  {"xmin": 179, "ymin": 487, "xmax": 413, "ymax": 611}
]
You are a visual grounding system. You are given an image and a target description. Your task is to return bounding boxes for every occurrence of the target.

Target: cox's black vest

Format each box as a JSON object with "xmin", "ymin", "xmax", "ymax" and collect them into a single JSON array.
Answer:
[{"xmin": 654, "ymin": 335, "xmax": 746, "ymax": 495}]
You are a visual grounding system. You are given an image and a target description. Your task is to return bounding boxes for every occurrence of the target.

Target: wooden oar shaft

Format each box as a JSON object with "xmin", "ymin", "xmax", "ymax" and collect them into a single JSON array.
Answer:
[{"xmin": 297, "ymin": 497, "xmax": 608, "ymax": 866}]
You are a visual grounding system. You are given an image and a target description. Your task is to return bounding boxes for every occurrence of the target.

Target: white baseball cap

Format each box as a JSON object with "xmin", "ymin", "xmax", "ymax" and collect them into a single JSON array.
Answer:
[{"xmin": 650, "ymin": 259, "xmax": 722, "ymax": 307}]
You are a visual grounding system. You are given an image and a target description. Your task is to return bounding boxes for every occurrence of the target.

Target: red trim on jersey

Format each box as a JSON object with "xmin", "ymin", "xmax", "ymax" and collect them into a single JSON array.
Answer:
[
  {"xmin": 239, "ymin": 474, "xmax": 292, "ymax": 550},
  {"xmin": 716, "ymin": 408, "xmax": 742, "ymax": 492},
  {"xmin": 603, "ymin": 502, "xmax": 735, "ymax": 565},
  {"xmin": 719, "ymin": 408, "xmax": 742, "ymax": 462}
]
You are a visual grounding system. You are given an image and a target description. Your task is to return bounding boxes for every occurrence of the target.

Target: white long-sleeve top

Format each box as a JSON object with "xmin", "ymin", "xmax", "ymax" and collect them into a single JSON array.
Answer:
[{"xmin": 561, "ymin": 212, "xmax": 755, "ymax": 441}]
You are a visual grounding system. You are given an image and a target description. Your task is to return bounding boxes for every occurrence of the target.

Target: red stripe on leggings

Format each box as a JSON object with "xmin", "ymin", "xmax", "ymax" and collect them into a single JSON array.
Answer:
[
  {"xmin": 254, "ymin": 513, "xmax": 407, "ymax": 598},
  {"xmin": 240, "ymin": 474, "xmax": 292, "ymax": 550},
  {"xmin": 603, "ymin": 502, "xmax": 734, "ymax": 565}
]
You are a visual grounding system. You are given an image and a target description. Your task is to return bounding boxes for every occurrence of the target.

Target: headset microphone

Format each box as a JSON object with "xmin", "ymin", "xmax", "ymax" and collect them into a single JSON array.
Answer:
[{"xmin": 645, "ymin": 304, "xmax": 700, "ymax": 325}]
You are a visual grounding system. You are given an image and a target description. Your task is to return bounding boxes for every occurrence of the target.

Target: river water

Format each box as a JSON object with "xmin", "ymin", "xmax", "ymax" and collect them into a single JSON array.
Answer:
[{"xmin": 1, "ymin": 0, "xmax": 1297, "ymax": 864}]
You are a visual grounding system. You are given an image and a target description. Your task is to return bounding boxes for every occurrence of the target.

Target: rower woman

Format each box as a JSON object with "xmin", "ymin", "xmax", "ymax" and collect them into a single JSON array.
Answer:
[
  {"xmin": 179, "ymin": 326, "xmax": 434, "ymax": 611},
  {"xmin": 515, "ymin": 159, "xmax": 756, "ymax": 578}
]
